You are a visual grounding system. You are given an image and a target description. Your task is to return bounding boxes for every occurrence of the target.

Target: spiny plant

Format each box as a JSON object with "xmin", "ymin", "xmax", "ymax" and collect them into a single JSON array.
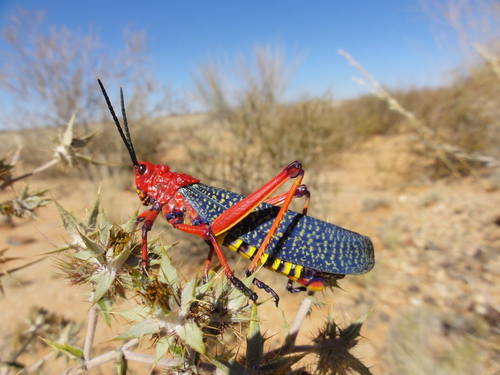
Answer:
[
  {"xmin": 0, "ymin": 112, "xmax": 103, "ymax": 314},
  {"xmin": 0, "ymin": 111, "xmax": 101, "ymax": 218},
  {"xmin": 6, "ymin": 194, "xmax": 374, "ymax": 374}
]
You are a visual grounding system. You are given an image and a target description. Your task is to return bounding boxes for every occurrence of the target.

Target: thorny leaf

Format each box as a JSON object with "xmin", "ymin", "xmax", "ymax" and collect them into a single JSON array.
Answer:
[
  {"xmin": 42, "ymin": 338, "xmax": 83, "ymax": 366},
  {"xmin": 0, "ymin": 114, "xmax": 100, "ymax": 194},
  {"xmin": 116, "ymin": 318, "xmax": 159, "ymax": 340},
  {"xmin": 121, "ymin": 210, "xmax": 138, "ymax": 233},
  {"xmin": 180, "ymin": 278, "xmax": 198, "ymax": 316},
  {"xmin": 0, "ymin": 147, "xmax": 23, "ymax": 190},
  {"xmin": 0, "ymin": 185, "xmax": 51, "ymax": 218},
  {"xmin": 92, "ymin": 267, "xmax": 116, "ymax": 302},
  {"xmin": 78, "ymin": 231, "xmax": 105, "ymax": 259},
  {"xmin": 99, "ymin": 209, "xmax": 112, "ymax": 246},
  {"xmin": 0, "ymin": 155, "xmax": 15, "ymax": 185},
  {"xmin": 96, "ymin": 297, "xmax": 113, "ymax": 327},
  {"xmin": 211, "ymin": 357, "xmax": 247, "ymax": 374},
  {"xmin": 71, "ymin": 132, "xmax": 96, "ymax": 149},
  {"xmin": 201, "ymin": 273, "xmax": 252, "ymax": 340},
  {"xmin": 246, "ymin": 303, "xmax": 264, "ymax": 369},
  {"xmin": 14, "ymin": 307, "xmax": 82, "ymax": 360},
  {"xmin": 259, "ymin": 354, "xmax": 307, "ymax": 374},
  {"xmin": 312, "ymin": 313, "xmax": 372, "ymax": 375},
  {"xmin": 118, "ymin": 305, "xmax": 151, "ymax": 322},
  {"xmin": 282, "ymin": 311, "xmax": 294, "ymax": 351},
  {"xmin": 175, "ymin": 320, "xmax": 205, "ymax": 355},
  {"xmin": 54, "ymin": 200, "xmax": 86, "ymax": 240},
  {"xmin": 343, "ymin": 311, "xmax": 370, "ymax": 344},
  {"xmin": 85, "ymin": 194, "xmax": 100, "ymax": 231},
  {"xmin": 108, "ymin": 228, "xmax": 135, "ymax": 271},
  {"xmin": 237, "ymin": 302, "xmax": 306, "ymax": 374},
  {"xmin": 55, "ymin": 199, "xmax": 140, "ymax": 306},
  {"xmin": 155, "ymin": 335, "xmax": 170, "ymax": 362},
  {"xmin": 52, "ymin": 110, "xmax": 102, "ymax": 168},
  {"xmin": 74, "ymin": 152, "xmax": 108, "ymax": 166},
  {"xmin": 61, "ymin": 111, "xmax": 77, "ymax": 147},
  {"xmin": 158, "ymin": 244, "xmax": 180, "ymax": 294}
]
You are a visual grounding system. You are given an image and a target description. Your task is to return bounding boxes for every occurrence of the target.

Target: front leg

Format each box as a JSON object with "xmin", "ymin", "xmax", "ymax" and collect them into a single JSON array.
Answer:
[{"xmin": 136, "ymin": 202, "xmax": 161, "ymax": 270}]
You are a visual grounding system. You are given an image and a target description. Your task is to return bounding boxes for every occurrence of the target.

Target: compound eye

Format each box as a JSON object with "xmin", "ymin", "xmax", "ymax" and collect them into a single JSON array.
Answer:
[{"xmin": 137, "ymin": 163, "xmax": 147, "ymax": 176}]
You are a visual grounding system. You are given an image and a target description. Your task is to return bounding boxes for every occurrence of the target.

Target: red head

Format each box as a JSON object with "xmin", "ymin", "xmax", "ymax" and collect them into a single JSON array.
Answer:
[{"xmin": 133, "ymin": 161, "xmax": 174, "ymax": 204}]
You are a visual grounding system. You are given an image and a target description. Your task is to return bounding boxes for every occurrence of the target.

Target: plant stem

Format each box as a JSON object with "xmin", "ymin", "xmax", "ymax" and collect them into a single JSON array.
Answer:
[
  {"xmin": 264, "ymin": 292, "xmax": 314, "ymax": 360},
  {"xmin": 83, "ymin": 304, "xmax": 99, "ymax": 363},
  {"xmin": 288, "ymin": 292, "xmax": 314, "ymax": 346}
]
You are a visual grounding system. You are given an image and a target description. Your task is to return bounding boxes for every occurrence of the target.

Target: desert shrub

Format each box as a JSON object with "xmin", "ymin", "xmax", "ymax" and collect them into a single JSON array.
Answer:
[
  {"xmin": 334, "ymin": 95, "xmax": 403, "ymax": 140},
  {"xmin": 188, "ymin": 46, "xmax": 351, "ymax": 196}
]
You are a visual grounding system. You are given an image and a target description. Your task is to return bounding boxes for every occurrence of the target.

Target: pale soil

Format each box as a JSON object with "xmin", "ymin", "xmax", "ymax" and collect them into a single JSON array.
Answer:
[{"xmin": 0, "ymin": 133, "xmax": 499, "ymax": 374}]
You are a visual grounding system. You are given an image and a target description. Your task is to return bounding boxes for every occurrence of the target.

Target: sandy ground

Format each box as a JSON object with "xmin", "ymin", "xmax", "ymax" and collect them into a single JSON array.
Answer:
[{"xmin": 0, "ymin": 133, "xmax": 499, "ymax": 374}]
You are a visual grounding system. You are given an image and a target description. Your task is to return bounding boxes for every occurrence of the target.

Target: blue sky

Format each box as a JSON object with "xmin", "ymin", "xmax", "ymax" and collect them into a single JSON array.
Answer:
[{"xmin": 0, "ymin": 0, "xmax": 470, "ymax": 111}]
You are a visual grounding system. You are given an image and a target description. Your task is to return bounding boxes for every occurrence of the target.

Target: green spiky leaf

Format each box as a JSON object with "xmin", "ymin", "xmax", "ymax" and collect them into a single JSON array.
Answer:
[
  {"xmin": 158, "ymin": 245, "xmax": 180, "ymax": 294},
  {"xmin": 72, "ymin": 131, "xmax": 97, "ymax": 149},
  {"xmin": 55, "ymin": 201, "xmax": 83, "ymax": 238},
  {"xmin": 155, "ymin": 335, "xmax": 170, "ymax": 361},
  {"xmin": 176, "ymin": 320, "xmax": 205, "ymax": 355},
  {"xmin": 116, "ymin": 318, "xmax": 159, "ymax": 340},
  {"xmin": 97, "ymin": 297, "xmax": 113, "ymax": 327},
  {"xmin": 43, "ymin": 338, "xmax": 83, "ymax": 365},
  {"xmin": 246, "ymin": 303, "xmax": 264, "ymax": 368},
  {"xmin": 47, "ymin": 244, "xmax": 74, "ymax": 254},
  {"xmin": 1, "ymin": 186, "xmax": 51, "ymax": 218},
  {"xmin": 180, "ymin": 278, "xmax": 197, "ymax": 316},
  {"xmin": 92, "ymin": 268, "xmax": 116, "ymax": 302},
  {"xmin": 212, "ymin": 357, "xmax": 247, "ymax": 374},
  {"xmin": 75, "ymin": 153, "xmax": 108, "ymax": 166},
  {"xmin": 260, "ymin": 354, "xmax": 307, "ymax": 374},
  {"xmin": 99, "ymin": 209, "xmax": 112, "ymax": 245},
  {"xmin": 122, "ymin": 211, "xmax": 139, "ymax": 233},
  {"xmin": 78, "ymin": 231, "xmax": 104, "ymax": 259},
  {"xmin": 72, "ymin": 250, "xmax": 101, "ymax": 263},
  {"xmin": 118, "ymin": 305, "xmax": 151, "ymax": 322},
  {"xmin": 0, "ymin": 155, "xmax": 15, "ymax": 184},
  {"xmin": 343, "ymin": 310, "xmax": 371, "ymax": 343},
  {"xmin": 85, "ymin": 194, "xmax": 100, "ymax": 230},
  {"xmin": 110, "ymin": 237, "xmax": 133, "ymax": 271},
  {"xmin": 61, "ymin": 111, "xmax": 77, "ymax": 146}
]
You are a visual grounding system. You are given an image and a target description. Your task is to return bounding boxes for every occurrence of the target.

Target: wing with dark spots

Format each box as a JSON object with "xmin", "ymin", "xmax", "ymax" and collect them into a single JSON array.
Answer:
[{"xmin": 179, "ymin": 183, "xmax": 374, "ymax": 275}]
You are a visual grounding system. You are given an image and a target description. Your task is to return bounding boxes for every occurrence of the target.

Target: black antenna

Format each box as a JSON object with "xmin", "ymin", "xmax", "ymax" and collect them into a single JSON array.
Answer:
[{"xmin": 97, "ymin": 79, "xmax": 138, "ymax": 166}]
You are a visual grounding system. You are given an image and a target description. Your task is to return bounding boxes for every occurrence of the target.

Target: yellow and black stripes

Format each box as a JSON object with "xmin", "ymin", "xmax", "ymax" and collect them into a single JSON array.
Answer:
[{"xmin": 220, "ymin": 233, "xmax": 305, "ymax": 281}]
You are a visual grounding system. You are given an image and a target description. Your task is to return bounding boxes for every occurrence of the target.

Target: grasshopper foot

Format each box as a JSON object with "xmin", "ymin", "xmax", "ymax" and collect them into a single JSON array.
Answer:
[
  {"xmin": 229, "ymin": 274, "xmax": 258, "ymax": 302},
  {"xmin": 253, "ymin": 277, "xmax": 280, "ymax": 307},
  {"xmin": 286, "ymin": 279, "xmax": 307, "ymax": 293}
]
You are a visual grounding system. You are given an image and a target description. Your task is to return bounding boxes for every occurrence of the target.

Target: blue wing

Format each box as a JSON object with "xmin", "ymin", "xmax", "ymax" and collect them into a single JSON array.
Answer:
[{"xmin": 179, "ymin": 183, "xmax": 374, "ymax": 275}]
